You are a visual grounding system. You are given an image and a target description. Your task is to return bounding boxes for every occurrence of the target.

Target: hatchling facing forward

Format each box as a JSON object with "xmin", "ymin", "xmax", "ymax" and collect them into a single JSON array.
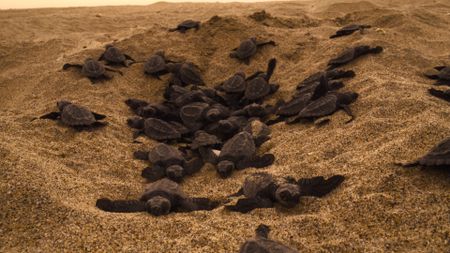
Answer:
[{"xmin": 63, "ymin": 58, "xmax": 123, "ymax": 83}]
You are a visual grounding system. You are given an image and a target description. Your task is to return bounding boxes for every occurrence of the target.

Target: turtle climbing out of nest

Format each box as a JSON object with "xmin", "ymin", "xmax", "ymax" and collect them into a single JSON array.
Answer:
[
  {"xmin": 63, "ymin": 58, "xmax": 123, "ymax": 83},
  {"xmin": 143, "ymin": 50, "xmax": 178, "ymax": 79},
  {"xmin": 96, "ymin": 178, "xmax": 220, "ymax": 216},
  {"xmin": 329, "ymin": 24, "xmax": 372, "ymax": 39},
  {"xmin": 98, "ymin": 44, "xmax": 136, "ymax": 67},
  {"xmin": 39, "ymin": 100, "xmax": 107, "ymax": 130},
  {"xmin": 327, "ymin": 45, "xmax": 383, "ymax": 70},
  {"xmin": 395, "ymin": 137, "xmax": 450, "ymax": 169},
  {"xmin": 225, "ymin": 172, "xmax": 345, "ymax": 213},
  {"xmin": 168, "ymin": 20, "xmax": 201, "ymax": 33},
  {"xmin": 230, "ymin": 37, "xmax": 276, "ymax": 65},
  {"xmin": 239, "ymin": 224, "xmax": 299, "ymax": 253}
]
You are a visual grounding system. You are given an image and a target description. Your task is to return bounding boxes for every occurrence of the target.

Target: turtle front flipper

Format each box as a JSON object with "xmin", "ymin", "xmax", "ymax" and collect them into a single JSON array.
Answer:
[
  {"xmin": 96, "ymin": 198, "xmax": 147, "ymax": 212},
  {"xmin": 40, "ymin": 111, "xmax": 61, "ymax": 120},
  {"xmin": 256, "ymin": 40, "xmax": 276, "ymax": 48},
  {"xmin": 340, "ymin": 104, "xmax": 354, "ymax": 123},
  {"xmin": 62, "ymin": 63, "xmax": 83, "ymax": 70},
  {"xmin": 298, "ymin": 175, "xmax": 345, "ymax": 197},
  {"xmin": 141, "ymin": 165, "xmax": 166, "ymax": 181},
  {"xmin": 429, "ymin": 88, "xmax": 450, "ymax": 102},
  {"xmin": 225, "ymin": 197, "xmax": 273, "ymax": 213},
  {"xmin": 235, "ymin": 154, "xmax": 275, "ymax": 170},
  {"xmin": 105, "ymin": 66, "xmax": 123, "ymax": 76},
  {"xmin": 91, "ymin": 112, "xmax": 107, "ymax": 120}
]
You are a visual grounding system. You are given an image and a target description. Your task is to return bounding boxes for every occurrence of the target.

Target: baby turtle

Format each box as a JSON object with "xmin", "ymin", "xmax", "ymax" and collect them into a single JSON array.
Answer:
[
  {"xmin": 297, "ymin": 69, "xmax": 355, "ymax": 90},
  {"xmin": 240, "ymin": 224, "xmax": 299, "ymax": 253},
  {"xmin": 191, "ymin": 131, "xmax": 222, "ymax": 164},
  {"xmin": 96, "ymin": 178, "xmax": 219, "ymax": 216},
  {"xmin": 63, "ymin": 58, "xmax": 123, "ymax": 83},
  {"xmin": 230, "ymin": 37, "xmax": 276, "ymax": 65},
  {"xmin": 40, "ymin": 100, "xmax": 107, "ymax": 130},
  {"xmin": 98, "ymin": 44, "xmax": 135, "ymax": 67},
  {"xmin": 167, "ymin": 62, "xmax": 204, "ymax": 86},
  {"xmin": 327, "ymin": 45, "xmax": 383, "ymax": 70},
  {"xmin": 330, "ymin": 24, "xmax": 372, "ymax": 39},
  {"xmin": 396, "ymin": 137, "xmax": 450, "ymax": 168},
  {"xmin": 217, "ymin": 72, "xmax": 247, "ymax": 93},
  {"xmin": 287, "ymin": 91, "xmax": 359, "ymax": 124},
  {"xmin": 216, "ymin": 131, "xmax": 275, "ymax": 178},
  {"xmin": 134, "ymin": 143, "xmax": 204, "ymax": 182},
  {"xmin": 226, "ymin": 172, "xmax": 345, "ymax": 213},
  {"xmin": 169, "ymin": 20, "xmax": 200, "ymax": 33},
  {"xmin": 244, "ymin": 58, "xmax": 279, "ymax": 102},
  {"xmin": 243, "ymin": 119, "xmax": 271, "ymax": 147},
  {"xmin": 429, "ymin": 88, "xmax": 450, "ymax": 102},
  {"xmin": 144, "ymin": 50, "xmax": 173, "ymax": 79},
  {"xmin": 180, "ymin": 102, "xmax": 210, "ymax": 131},
  {"xmin": 128, "ymin": 117, "xmax": 181, "ymax": 141},
  {"xmin": 424, "ymin": 66, "xmax": 450, "ymax": 85}
]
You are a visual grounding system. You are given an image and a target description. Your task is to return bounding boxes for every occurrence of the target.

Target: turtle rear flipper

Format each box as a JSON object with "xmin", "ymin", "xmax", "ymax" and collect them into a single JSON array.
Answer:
[
  {"xmin": 62, "ymin": 63, "xmax": 83, "ymax": 70},
  {"xmin": 228, "ymin": 187, "xmax": 244, "ymax": 197},
  {"xmin": 298, "ymin": 175, "xmax": 345, "ymax": 197},
  {"xmin": 369, "ymin": 46, "xmax": 383, "ymax": 54},
  {"xmin": 429, "ymin": 88, "xmax": 450, "ymax": 102},
  {"xmin": 141, "ymin": 165, "xmax": 166, "ymax": 181},
  {"xmin": 40, "ymin": 111, "xmax": 61, "ymax": 120},
  {"xmin": 225, "ymin": 197, "xmax": 273, "ymax": 213},
  {"xmin": 235, "ymin": 154, "xmax": 275, "ymax": 170},
  {"xmin": 96, "ymin": 198, "xmax": 147, "ymax": 212}
]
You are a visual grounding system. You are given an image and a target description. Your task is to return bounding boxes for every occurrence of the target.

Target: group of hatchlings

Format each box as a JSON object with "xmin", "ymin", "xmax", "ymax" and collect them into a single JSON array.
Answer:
[{"xmin": 39, "ymin": 18, "xmax": 449, "ymax": 251}]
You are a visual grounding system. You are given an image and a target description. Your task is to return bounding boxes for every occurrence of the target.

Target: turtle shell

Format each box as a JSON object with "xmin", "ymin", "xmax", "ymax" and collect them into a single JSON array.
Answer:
[
  {"xmin": 243, "ymin": 120, "xmax": 271, "ymax": 143},
  {"xmin": 417, "ymin": 138, "xmax": 450, "ymax": 166},
  {"xmin": 60, "ymin": 103, "xmax": 96, "ymax": 126},
  {"xmin": 277, "ymin": 93, "xmax": 313, "ymax": 116},
  {"xmin": 148, "ymin": 143, "xmax": 184, "ymax": 167},
  {"xmin": 103, "ymin": 46, "xmax": 126, "ymax": 63},
  {"xmin": 179, "ymin": 63, "xmax": 203, "ymax": 85},
  {"xmin": 144, "ymin": 54, "xmax": 166, "ymax": 74},
  {"xmin": 223, "ymin": 73, "xmax": 246, "ymax": 93},
  {"xmin": 140, "ymin": 178, "xmax": 185, "ymax": 202},
  {"xmin": 179, "ymin": 20, "xmax": 199, "ymax": 28},
  {"xmin": 245, "ymin": 77, "xmax": 271, "ymax": 101},
  {"xmin": 296, "ymin": 93, "xmax": 339, "ymax": 118},
  {"xmin": 191, "ymin": 131, "xmax": 221, "ymax": 149},
  {"xmin": 180, "ymin": 102, "xmax": 209, "ymax": 130},
  {"xmin": 234, "ymin": 39, "xmax": 257, "ymax": 59},
  {"xmin": 143, "ymin": 118, "xmax": 181, "ymax": 141},
  {"xmin": 242, "ymin": 173, "xmax": 274, "ymax": 198},
  {"xmin": 219, "ymin": 131, "xmax": 256, "ymax": 162},
  {"xmin": 81, "ymin": 59, "xmax": 105, "ymax": 78}
]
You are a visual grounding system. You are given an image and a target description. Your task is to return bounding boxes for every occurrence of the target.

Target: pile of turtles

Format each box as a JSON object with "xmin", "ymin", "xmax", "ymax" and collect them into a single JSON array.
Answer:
[{"xmin": 37, "ymin": 18, "xmax": 448, "ymax": 251}]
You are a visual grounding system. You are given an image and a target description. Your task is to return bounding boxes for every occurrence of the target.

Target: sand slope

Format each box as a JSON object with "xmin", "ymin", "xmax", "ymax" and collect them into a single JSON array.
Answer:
[{"xmin": 1, "ymin": 1, "xmax": 450, "ymax": 252}]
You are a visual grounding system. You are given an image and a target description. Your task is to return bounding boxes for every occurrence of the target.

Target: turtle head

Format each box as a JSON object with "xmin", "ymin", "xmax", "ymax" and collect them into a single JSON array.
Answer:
[
  {"xmin": 146, "ymin": 196, "xmax": 171, "ymax": 216},
  {"xmin": 217, "ymin": 160, "xmax": 235, "ymax": 178},
  {"xmin": 255, "ymin": 224, "xmax": 270, "ymax": 239},
  {"xmin": 275, "ymin": 183, "xmax": 300, "ymax": 207},
  {"xmin": 341, "ymin": 92, "xmax": 359, "ymax": 105},
  {"xmin": 127, "ymin": 116, "xmax": 145, "ymax": 129},
  {"xmin": 57, "ymin": 100, "xmax": 72, "ymax": 111},
  {"xmin": 166, "ymin": 165, "xmax": 184, "ymax": 182}
]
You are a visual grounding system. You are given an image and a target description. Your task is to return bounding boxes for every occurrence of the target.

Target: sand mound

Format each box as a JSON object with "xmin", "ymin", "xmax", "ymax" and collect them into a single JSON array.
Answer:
[{"xmin": 1, "ymin": 1, "xmax": 449, "ymax": 252}]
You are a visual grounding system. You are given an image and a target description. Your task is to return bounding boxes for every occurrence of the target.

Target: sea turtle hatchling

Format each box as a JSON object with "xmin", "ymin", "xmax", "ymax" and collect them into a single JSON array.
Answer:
[
  {"xmin": 216, "ymin": 131, "xmax": 275, "ymax": 178},
  {"xmin": 239, "ymin": 224, "xmax": 299, "ymax": 253},
  {"xmin": 191, "ymin": 130, "xmax": 222, "ymax": 164},
  {"xmin": 327, "ymin": 45, "xmax": 383, "ymax": 70},
  {"xmin": 63, "ymin": 58, "xmax": 123, "ymax": 83},
  {"xmin": 330, "ymin": 24, "xmax": 372, "ymax": 39},
  {"xmin": 96, "ymin": 178, "xmax": 220, "ymax": 216},
  {"xmin": 424, "ymin": 66, "xmax": 450, "ymax": 85},
  {"xmin": 98, "ymin": 44, "xmax": 136, "ymax": 67},
  {"xmin": 167, "ymin": 62, "xmax": 204, "ymax": 86},
  {"xmin": 244, "ymin": 58, "xmax": 279, "ymax": 102},
  {"xmin": 169, "ymin": 20, "xmax": 201, "ymax": 33},
  {"xmin": 243, "ymin": 119, "xmax": 271, "ymax": 147},
  {"xmin": 225, "ymin": 172, "xmax": 345, "ymax": 213},
  {"xmin": 396, "ymin": 137, "xmax": 450, "ymax": 168},
  {"xmin": 428, "ymin": 88, "xmax": 450, "ymax": 102},
  {"xmin": 39, "ymin": 100, "xmax": 107, "ymax": 130},
  {"xmin": 143, "ymin": 50, "xmax": 175, "ymax": 79},
  {"xmin": 230, "ymin": 37, "xmax": 276, "ymax": 65},
  {"xmin": 134, "ymin": 143, "xmax": 204, "ymax": 182}
]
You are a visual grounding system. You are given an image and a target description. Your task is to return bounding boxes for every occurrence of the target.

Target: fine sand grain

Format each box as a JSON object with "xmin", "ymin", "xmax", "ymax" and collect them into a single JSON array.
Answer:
[{"xmin": 1, "ymin": 0, "xmax": 449, "ymax": 252}]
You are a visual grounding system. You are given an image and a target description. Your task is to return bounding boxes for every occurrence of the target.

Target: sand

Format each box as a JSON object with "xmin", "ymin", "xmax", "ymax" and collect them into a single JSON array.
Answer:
[{"xmin": 1, "ymin": 0, "xmax": 450, "ymax": 252}]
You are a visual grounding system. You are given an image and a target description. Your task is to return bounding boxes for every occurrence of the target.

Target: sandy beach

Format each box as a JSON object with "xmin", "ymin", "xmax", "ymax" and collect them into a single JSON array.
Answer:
[{"xmin": 1, "ymin": 0, "xmax": 449, "ymax": 252}]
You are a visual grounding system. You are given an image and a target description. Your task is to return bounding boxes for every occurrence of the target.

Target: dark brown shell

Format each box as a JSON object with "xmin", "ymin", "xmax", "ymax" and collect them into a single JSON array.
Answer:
[
  {"xmin": 219, "ymin": 131, "xmax": 255, "ymax": 162},
  {"xmin": 143, "ymin": 118, "xmax": 181, "ymax": 140},
  {"xmin": 180, "ymin": 102, "xmax": 209, "ymax": 130},
  {"xmin": 245, "ymin": 77, "xmax": 270, "ymax": 101},
  {"xmin": 191, "ymin": 131, "xmax": 221, "ymax": 149},
  {"xmin": 242, "ymin": 173, "xmax": 274, "ymax": 198},
  {"xmin": 81, "ymin": 59, "xmax": 105, "ymax": 78},
  {"xmin": 61, "ymin": 104, "xmax": 96, "ymax": 126},
  {"xmin": 296, "ymin": 93, "xmax": 339, "ymax": 118},
  {"xmin": 148, "ymin": 143, "xmax": 185, "ymax": 167},
  {"xmin": 103, "ymin": 46, "xmax": 126, "ymax": 63},
  {"xmin": 223, "ymin": 73, "xmax": 246, "ymax": 93},
  {"xmin": 179, "ymin": 63, "xmax": 203, "ymax": 85},
  {"xmin": 417, "ymin": 138, "xmax": 450, "ymax": 166},
  {"xmin": 234, "ymin": 39, "xmax": 257, "ymax": 59},
  {"xmin": 140, "ymin": 178, "xmax": 185, "ymax": 202},
  {"xmin": 328, "ymin": 48, "xmax": 358, "ymax": 66},
  {"xmin": 144, "ymin": 54, "xmax": 166, "ymax": 74}
]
